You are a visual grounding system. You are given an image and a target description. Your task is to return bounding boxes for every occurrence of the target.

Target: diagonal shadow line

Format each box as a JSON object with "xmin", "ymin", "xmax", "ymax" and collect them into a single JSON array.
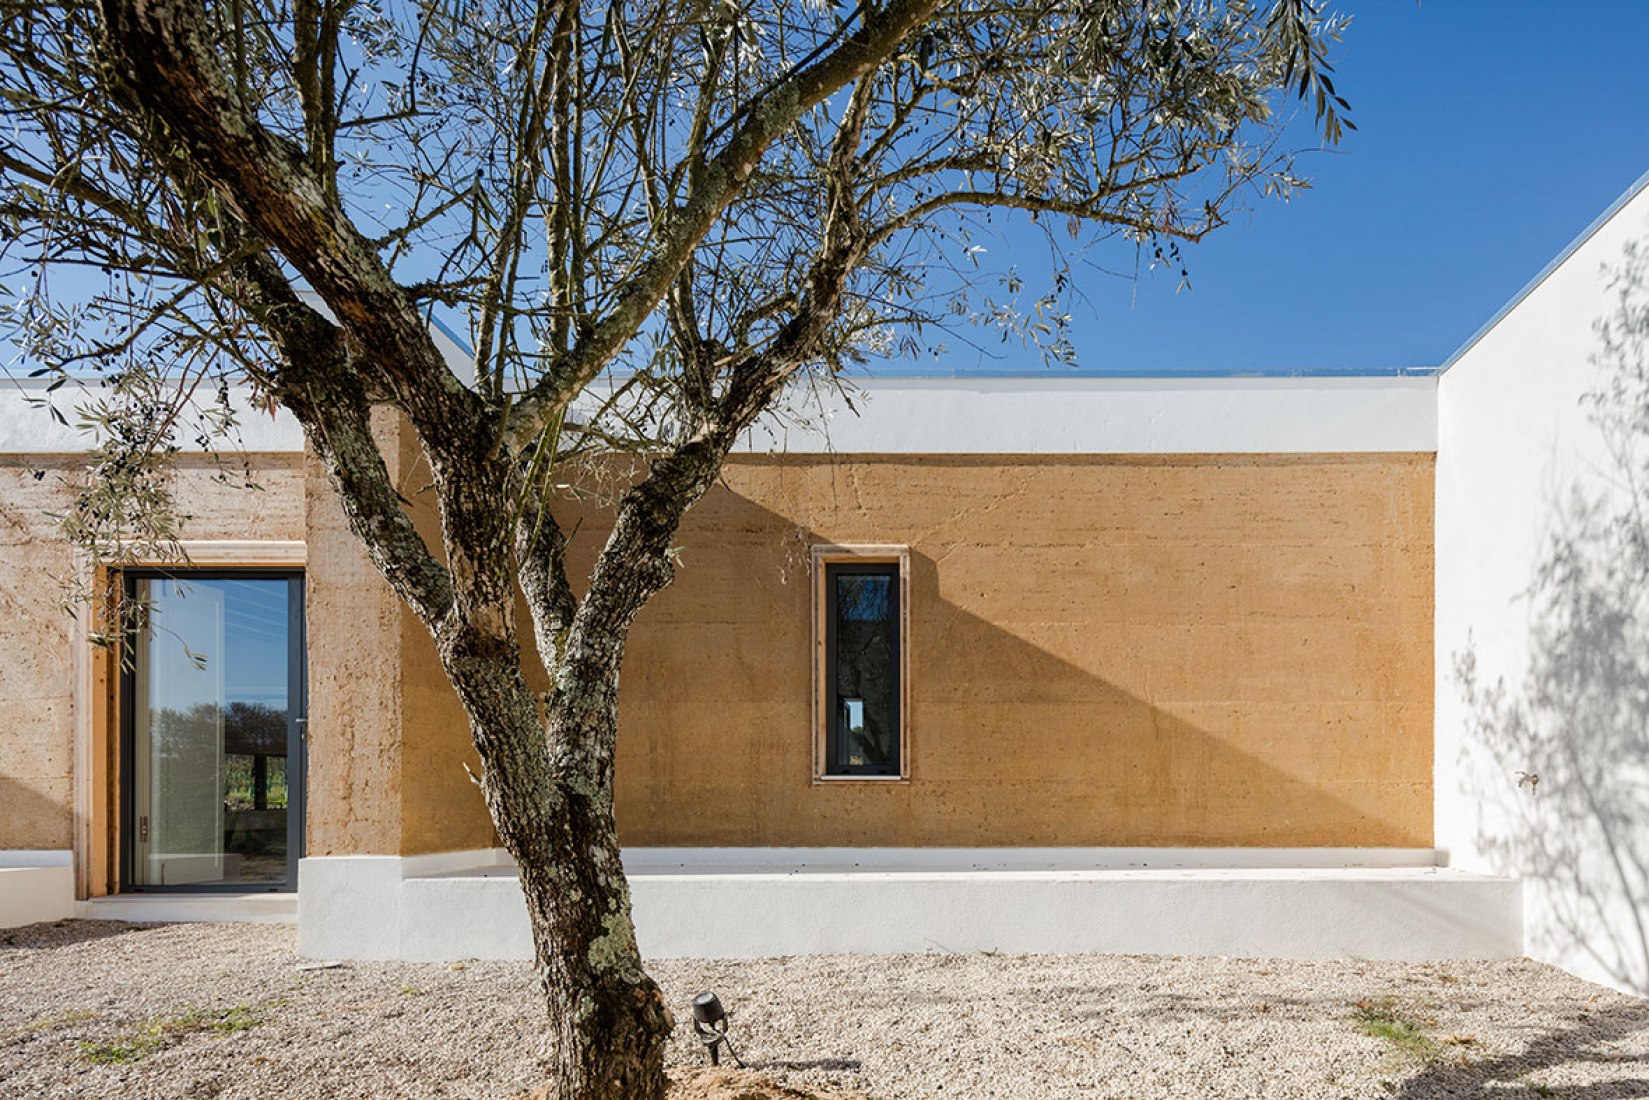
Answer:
[{"xmin": 604, "ymin": 452, "xmax": 1433, "ymax": 849}]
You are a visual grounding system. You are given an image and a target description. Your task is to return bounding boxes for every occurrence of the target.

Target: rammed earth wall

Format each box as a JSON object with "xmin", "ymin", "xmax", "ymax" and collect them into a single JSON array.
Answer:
[
  {"xmin": 0, "ymin": 453, "xmax": 305, "ymax": 853},
  {"xmin": 310, "ymin": 443, "xmax": 1434, "ymax": 852}
]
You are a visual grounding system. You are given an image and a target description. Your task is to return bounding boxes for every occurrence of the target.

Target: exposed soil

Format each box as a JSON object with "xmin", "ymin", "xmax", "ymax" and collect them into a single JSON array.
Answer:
[
  {"xmin": 667, "ymin": 1067, "xmax": 868, "ymax": 1099},
  {"xmin": 2, "ymin": 920, "xmax": 1646, "ymax": 1099}
]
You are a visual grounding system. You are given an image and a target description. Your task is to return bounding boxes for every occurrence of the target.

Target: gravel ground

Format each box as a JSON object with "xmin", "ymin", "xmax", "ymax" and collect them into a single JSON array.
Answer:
[{"xmin": 2, "ymin": 920, "xmax": 1646, "ymax": 1099}]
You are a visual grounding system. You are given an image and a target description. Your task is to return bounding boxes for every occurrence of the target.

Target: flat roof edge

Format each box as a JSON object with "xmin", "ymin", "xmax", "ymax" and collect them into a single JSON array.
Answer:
[{"xmin": 839, "ymin": 365, "xmax": 1440, "ymax": 380}]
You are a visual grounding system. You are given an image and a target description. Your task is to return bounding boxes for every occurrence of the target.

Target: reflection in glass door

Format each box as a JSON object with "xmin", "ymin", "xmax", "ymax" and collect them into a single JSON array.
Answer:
[{"xmin": 123, "ymin": 572, "xmax": 305, "ymax": 891}]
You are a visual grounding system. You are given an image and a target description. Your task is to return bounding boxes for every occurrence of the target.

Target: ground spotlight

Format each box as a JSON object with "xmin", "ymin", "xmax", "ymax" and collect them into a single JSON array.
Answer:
[{"xmin": 691, "ymin": 990, "xmax": 744, "ymax": 1067}]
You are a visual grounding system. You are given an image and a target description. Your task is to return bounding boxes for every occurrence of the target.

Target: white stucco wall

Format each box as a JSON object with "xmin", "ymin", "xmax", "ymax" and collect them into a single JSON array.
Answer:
[
  {"xmin": 294, "ymin": 850, "xmax": 1520, "ymax": 963},
  {"xmin": 2, "ymin": 373, "xmax": 1437, "ymax": 456},
  {"xmin": 740, "ymin": 374, "xmax": 1437, "ymax": 454},
  {"xmin": 1437, "ymin": 175, "xmax": 1649, "ymax": 996},
  {"xmin": 0, "ymin": 380, "xmax": 303, "ymax": 453},
  {"xmin": 0, "ymin": 851, "xmax": 73, "ymax": 928}
]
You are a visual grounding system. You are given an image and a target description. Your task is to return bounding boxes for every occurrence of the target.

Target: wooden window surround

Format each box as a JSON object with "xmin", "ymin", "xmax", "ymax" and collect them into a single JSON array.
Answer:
[{"xmin": 811, "ymin": 545, "xmax": 910, "ymax": 782}]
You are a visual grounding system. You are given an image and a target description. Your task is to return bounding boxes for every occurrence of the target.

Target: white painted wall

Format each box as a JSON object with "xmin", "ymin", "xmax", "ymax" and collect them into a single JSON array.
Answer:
[
  {"xmin": 739, "ymin": 374, "xmax": 1436, "ymax": 454},
  {"xmin": 1437, "ymin": 177, "xmax": 1649, "ymax": 997},
  {"xmin": 0, "ymin": 851, "xmax": 73, "ymax": 928},
  {"xmin": 0, "ymin": 374, "xmax": 1435, "ymax": 457},
  {"xmin": 0, "ymin": 379, "xmax": 302, "ymax": 453},
  {"xmin": 297, "ymin": 850, "xmax": 1520, "ymax": 963}
]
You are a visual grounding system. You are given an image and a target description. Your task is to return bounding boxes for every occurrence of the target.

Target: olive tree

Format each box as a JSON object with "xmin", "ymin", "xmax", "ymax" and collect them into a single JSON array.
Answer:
[{"xmin": 0, "ymin": 0, "xmax": 1349, "ymax": 1094}]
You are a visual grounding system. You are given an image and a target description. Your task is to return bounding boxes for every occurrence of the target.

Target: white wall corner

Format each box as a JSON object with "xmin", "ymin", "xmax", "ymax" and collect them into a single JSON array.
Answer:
[
  {"xmin": 1435, "ymin": 181, "xmax": 1649, "ymax": 997},
  {"xmin": 0, "ymin": 853, "xmax": 74, "ymax": 929},
  {"xmin": 295, "ymin": 856, "xmax": 405, "ymax": 960}
]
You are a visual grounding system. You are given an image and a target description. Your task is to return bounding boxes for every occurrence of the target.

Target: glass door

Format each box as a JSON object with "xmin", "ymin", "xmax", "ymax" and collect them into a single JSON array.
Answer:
[{"xmin": 122, "ymin": 572, "xmax": 305, "ymax": 892}]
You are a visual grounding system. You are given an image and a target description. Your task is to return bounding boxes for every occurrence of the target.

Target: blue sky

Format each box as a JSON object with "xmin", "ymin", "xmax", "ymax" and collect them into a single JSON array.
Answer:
[
  {"xmin": 9, "ymin": 3, "xmax": 1645, "ymax": 384},
  {"xmin": 913, "ymin": 1, "xmax": 1649, "ymax": 377}
]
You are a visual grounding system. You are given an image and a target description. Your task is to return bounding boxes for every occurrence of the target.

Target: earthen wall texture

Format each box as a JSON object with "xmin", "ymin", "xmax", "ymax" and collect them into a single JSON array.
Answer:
[
  {"xmin": 303, "ymin": 413, "xmax": 495, "ymax": 857},
  {"xmin": 368, "ymin": 452, "xmax": 1435, "ymax": 851},
  {"xmin": 613, "ymin": 454, "xmax": 1434, "ymax": 847},
  {"xmin": 5, "ymin": 448, "xmax": 1434, "ymax": 857},
  {"xmin": 0, "ymin": 454, "xmax": 304, "ymax": 851}
]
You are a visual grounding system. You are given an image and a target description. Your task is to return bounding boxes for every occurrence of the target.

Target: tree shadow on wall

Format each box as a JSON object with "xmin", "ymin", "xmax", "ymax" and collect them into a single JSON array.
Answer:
[
  {"xmin": 1453, "ymin": 240, "xmax": 1649, "ymax": 997},
  {"xmin": 617, "ymin": 455, "xmax": 1431, "ymax": 851}
]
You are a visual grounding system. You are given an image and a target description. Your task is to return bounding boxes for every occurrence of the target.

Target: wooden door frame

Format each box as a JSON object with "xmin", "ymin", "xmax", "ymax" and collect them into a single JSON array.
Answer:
[{"xmin": 71, "ymin": 541, "xmax": 306, "ymax": 899}]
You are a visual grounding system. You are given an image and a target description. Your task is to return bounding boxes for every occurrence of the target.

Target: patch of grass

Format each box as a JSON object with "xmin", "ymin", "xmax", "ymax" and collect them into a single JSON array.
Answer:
[
  {"xmin": 75, "ymin": 1001, "xmax": 284, "ymax": 1065},
  {"xmin": 199, "ymin": 1004, "xmax": 265, "ymax": 1034},
  {"xmin": 1353, "ymin": 997, "xmax": 1443, "ymax": 1062},
  {"xmin": 3, "ymin": 1009, "xmax": 100, "ymax": 1040},
  {"xmin": 77, "ymin": 1033, "xmax": 168, "ymax": 1065}
]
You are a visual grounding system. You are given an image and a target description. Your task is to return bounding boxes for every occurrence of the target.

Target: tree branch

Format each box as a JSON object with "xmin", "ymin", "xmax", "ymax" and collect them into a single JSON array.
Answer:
[
  {"xmin": 231, "ymin": 251, "xmax": 458, "ymax": 628},
  {"xmin": 95, "ymin": 0, "xmax": 480, "ymax": 450},
  {"xmin": 500, "ymin": 0, "xmax": 942, "ymax": 455}
]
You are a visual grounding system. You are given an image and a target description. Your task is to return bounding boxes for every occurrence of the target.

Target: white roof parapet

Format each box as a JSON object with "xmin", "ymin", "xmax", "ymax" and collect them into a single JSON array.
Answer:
[
  {"xmin": 0, "ymin": 373, "xmax": 1437, "ymax": 457},
  {"xmin": 741, "ymin": 375, "xmax": 1438, "ymax": 455},
  {"xmin": 0, "ymin": 379, "xmax": 304, "ymax": 454}
]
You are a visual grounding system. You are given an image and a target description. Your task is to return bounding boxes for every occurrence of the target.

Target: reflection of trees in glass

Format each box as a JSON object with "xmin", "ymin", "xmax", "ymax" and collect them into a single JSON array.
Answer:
[
  {"xmin": 225, "ymin": 755, "xmax": 288, "ymax": 810},
  {"xmin": 836, "ymin": 575, "xmax": 896, "ymax": 767},
  {"xmin": 148, "ymin": 703, "xmax": 221, "ymax": 856},
  {"xmin": 152, "ymin": 700, "xmax": 288, "ymax": 870},
  {"xmin": 152, "ymin": 700, "xmax": 288, "ymax": 813}
]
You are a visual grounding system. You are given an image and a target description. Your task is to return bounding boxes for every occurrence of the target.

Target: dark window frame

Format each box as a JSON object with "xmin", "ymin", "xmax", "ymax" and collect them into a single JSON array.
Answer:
[
  {"xmin": 118, "ymin": 568, "xmax": 307, "ymax": 894},
  {"xmin": 814, "ymin": 549, "xmax": 908, "ymax": 781}
]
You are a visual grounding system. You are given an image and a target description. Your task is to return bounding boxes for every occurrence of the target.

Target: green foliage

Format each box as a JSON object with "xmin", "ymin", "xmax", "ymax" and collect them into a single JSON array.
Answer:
[
  {"xmin": 77, "ymin": 1036, "xmax": 162, "ymax": 1065},
  {"xmin": 0, "ymin": 0, "xmax": 1353, "ymax": 560},
  {"xmin": 2, "ymin": 7, "xmax": 1360, "ymax": 1086},
  {"xmin": 75, "ymin": 1002, "xmax": 282, "ymax": 1065},
  {"xmin": 1353, "ymin": 997, "xmax": 1443, "ymax": 1063}
]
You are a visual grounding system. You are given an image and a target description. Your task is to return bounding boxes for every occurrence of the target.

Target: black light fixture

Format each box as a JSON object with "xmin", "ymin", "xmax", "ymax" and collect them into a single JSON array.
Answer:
[{"xmin": 691, "ymin": 991, "xmax": 744, "ymax": 1067}]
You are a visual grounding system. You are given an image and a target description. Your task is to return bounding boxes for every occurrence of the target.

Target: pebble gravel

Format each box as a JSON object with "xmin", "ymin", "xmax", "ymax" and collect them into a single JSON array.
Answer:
[{"xmin": 1, "ymin": 920, "xmax": 1645, "ymax": 1099}]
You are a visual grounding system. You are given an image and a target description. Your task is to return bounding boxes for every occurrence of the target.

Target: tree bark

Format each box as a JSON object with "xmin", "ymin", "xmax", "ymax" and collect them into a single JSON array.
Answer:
[
  {"xmin": 526, "ymin": 724, "xmax": 672, "ymax": 1100},
  {"xmin": 407, "ymin": 456, "xmax": 670, "ymax": 1098},
  {"xmin": 88, "ymin": 4, "xmax": 913, "ymax": 1094},
  {"xmin": 492, "ymin": 440, "xmax": 735, "ymax": 1097},
  {"xmin": 430, "ymin": 588, "xmax": 671, "ymax": 1100}
]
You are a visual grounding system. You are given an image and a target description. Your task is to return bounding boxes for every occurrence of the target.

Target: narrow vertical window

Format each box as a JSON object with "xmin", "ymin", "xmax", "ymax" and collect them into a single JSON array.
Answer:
[{"xmin": 823, "ymin": 560, "xmax": 902, "ymax": 777}]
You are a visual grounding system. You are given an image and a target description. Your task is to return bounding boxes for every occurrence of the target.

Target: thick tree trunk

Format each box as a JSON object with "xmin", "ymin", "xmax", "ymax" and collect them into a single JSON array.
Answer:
[
  {"xmin": 520, "ymin": 633, "xmax": 674, "ymax": 1097},
  {"xmin": 495, "ymin": 446, "xmax": 730, "ymax": 1098},
  {"xmin": 88, "ymin": 2, "xmax": 923, "ymax": 1093},
  {"xmin": 439, "ymin": 606, "xmax": 671, "ymax": 1100},
  {"xmin": 521, "ymin": 768, "xmax": 672, "ymax": 1100}
]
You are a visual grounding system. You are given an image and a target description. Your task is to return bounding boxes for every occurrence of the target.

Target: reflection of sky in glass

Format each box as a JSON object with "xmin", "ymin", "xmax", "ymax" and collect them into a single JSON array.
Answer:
[
  {"xmin": 150, "ymin": 579, "xmax": 289, "ymax": 712},
  {"xmin": 832, "ymin": 568, "xmax": 897, "ymax": 771},
  {"xmin": 837, "ymin": 575, "xmax": 891, "ymax": 623}
]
